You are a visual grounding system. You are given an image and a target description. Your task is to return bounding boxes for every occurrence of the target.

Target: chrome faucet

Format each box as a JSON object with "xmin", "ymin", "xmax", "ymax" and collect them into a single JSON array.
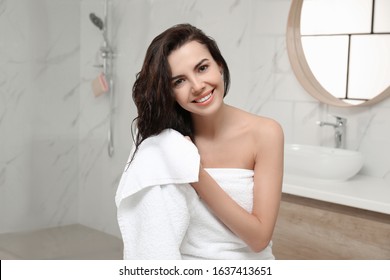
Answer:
[{"xmin": 317, "ymin": 115, "xmax": 347, "ymax": 149}]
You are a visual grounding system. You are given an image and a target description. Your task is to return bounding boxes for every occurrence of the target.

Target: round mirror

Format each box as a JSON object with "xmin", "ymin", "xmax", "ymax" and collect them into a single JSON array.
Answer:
[{"xmin": 287, "ymin": 0, "xmax": 390, "ymax": 107}]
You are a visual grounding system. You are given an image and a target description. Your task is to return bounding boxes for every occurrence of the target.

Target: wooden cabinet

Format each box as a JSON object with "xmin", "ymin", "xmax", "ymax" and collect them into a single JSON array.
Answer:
[{"xmin": 272, "ymin": 194, "xmax": 390, "ymax": 259}]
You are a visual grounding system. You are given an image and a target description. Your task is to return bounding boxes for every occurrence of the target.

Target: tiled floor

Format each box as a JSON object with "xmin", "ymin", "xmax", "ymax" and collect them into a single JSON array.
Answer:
[{"xmin": 0, "ymin": 224, "xmax": 123, "ymax": 260}]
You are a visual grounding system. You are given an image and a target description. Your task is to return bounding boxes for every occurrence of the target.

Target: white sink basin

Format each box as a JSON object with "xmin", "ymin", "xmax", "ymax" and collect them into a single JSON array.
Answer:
[{"xmin": 284, "ymin": 144, "xmax": 364, "ymax": 181}]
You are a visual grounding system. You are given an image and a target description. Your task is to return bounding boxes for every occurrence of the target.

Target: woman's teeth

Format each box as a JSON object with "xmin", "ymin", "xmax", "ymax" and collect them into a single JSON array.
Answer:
[{"xmin": 195, "ymin": 92, "xmax": 212, "ymax": 103}]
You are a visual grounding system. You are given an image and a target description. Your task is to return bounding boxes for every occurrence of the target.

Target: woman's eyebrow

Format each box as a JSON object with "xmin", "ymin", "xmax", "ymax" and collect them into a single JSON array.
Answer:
[
  {"xmin": 171, "ymin": 58, "xmax": 209, "ymax": 80},
  {"xmin": 194, "ymin": 58, "xmax": 209, "ymax": 70}
]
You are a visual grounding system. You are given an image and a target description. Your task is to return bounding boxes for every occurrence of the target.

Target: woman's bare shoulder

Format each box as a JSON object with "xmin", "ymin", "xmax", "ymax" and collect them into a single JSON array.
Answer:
[
  {"xmin": 226, "ymin": 105, "xmax": 283, "ymax": 141},
  {"xmin": 234, "ymin": 107, "xmax": 282, "ymax": 132},
  {"xmin": 240, "ymin": 110, "xmax": 284, "ymax": 147},
  {"xmin": 255, "ymin": 115, "xmax": 283, "ymax": 135}
]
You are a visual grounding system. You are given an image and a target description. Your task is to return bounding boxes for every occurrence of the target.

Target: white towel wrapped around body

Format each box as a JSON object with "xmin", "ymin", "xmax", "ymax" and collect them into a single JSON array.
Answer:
[
  {"xmin": 115, "ymin": 129, "xmax": 274, "ymax": 260},
  {"xmin": 181, "ymin": 168, "xmax": 274, "ymax": 260}
]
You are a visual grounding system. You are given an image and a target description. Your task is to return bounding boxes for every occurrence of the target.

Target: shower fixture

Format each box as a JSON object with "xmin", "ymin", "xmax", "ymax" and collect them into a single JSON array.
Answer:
[
  {"xmin": 89, "ymin": 12, "xmax": 109, "ymax": 48},
  {"xmin": 89, "ymin": 0, "xmax": 115, "ymax": 158},
  {"xmin": 89, "ymin": 13, "xmax": 104, "ymax": 30}
]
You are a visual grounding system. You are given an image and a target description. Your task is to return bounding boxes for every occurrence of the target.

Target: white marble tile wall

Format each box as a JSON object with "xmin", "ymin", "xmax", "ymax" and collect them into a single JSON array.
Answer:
[
  {"xmin": 0, "ymin": 0, "xmax": 80, "ymax": 234},
  {"xmin": 1, "ymin": 0, "xmax": 389, "ymax": 236}
]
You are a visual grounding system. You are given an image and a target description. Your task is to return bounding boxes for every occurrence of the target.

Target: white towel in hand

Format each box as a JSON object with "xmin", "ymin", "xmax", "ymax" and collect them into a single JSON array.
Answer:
[{"xmin": 115, "ymin": 129, "xmax": 200, "ymax": 259}]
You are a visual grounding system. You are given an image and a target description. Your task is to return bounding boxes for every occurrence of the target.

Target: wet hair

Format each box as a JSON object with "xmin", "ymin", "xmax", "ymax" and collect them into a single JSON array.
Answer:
[{"xmin": 131, "ymin": 23, "xmax": 230, "ymax": 158}]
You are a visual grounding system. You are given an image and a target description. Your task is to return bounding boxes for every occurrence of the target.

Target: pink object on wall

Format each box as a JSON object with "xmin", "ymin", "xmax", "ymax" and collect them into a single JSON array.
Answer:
[{"xmin": 91, "ymin": 73, "xmax": 109, "ymax": 97}]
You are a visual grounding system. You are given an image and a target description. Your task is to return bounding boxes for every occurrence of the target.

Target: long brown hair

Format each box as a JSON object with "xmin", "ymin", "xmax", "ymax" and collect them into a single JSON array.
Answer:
[{"xmin": 131, "ymin": 23, "xmax": 230, "ymax": 158}]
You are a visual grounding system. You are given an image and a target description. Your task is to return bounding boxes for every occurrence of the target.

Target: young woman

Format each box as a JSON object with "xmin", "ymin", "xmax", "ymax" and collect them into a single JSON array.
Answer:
[{"xmin": 124, "ymin": 23, "xmax": 284, "ymax": 259}]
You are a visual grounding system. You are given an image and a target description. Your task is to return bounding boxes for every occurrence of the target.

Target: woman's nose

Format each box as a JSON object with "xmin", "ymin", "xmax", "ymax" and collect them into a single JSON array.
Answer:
[{"xmin": 191, "ymin": 77, "xmax": 205, "ymax": 94}]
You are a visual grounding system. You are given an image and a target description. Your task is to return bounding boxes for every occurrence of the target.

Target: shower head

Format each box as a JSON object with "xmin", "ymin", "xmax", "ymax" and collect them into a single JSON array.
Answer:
[{"xmin": 89, "ymin": 13, "xmax": 104, "ymax": 31}]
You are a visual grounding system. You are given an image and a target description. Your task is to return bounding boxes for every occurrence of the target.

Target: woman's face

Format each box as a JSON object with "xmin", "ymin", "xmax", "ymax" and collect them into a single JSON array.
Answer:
[{"xmin": 168, "ymin": 40, "xmax": 224, "ymax": 116}]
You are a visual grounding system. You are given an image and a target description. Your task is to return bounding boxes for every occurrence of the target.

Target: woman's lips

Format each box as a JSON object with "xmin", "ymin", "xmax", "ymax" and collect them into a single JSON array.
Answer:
[{"xmin": 193, "ymin": 90, "xmax": 214, "ymax": 105}]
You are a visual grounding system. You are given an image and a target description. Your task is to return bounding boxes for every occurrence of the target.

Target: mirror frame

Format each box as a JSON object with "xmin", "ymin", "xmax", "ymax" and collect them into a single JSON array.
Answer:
[{"xmin": 286, "ymin": 0, "xmax": 390, "ymax": 107}]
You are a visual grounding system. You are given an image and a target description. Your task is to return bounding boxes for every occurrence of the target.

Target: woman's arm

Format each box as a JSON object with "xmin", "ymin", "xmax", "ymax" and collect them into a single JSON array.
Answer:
[{"xmin": 190, "ymin": 120, "xmax": 284, "ymax": 252}]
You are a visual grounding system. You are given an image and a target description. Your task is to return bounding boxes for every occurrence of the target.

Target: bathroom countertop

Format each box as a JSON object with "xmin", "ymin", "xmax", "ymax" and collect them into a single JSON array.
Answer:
[{"xmin": 282, "ymin": 174, "xmax": 390, "ymax": 215}]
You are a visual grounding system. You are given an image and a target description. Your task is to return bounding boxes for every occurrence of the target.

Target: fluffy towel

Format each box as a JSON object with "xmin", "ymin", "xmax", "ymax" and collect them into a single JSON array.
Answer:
[
  {"xmin": 181, "ymin": 168, "xmax": 274, "ymax": 260},
  {"xmin": 115, "ymin": 129, "xmax": 200, "ymax": 259}
]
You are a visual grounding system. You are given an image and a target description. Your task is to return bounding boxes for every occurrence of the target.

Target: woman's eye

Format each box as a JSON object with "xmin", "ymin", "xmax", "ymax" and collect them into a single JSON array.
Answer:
[
  {"xmin": 199, "ymin": 65, "xmax": 208, "ymax": 72},
  {"xmin": 173, "ymin": 79, "xmax": 184, "ymax": 88}
]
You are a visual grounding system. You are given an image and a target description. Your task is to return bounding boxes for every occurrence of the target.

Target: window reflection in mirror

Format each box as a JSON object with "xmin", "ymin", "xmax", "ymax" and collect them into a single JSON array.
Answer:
[
  {"xmin": 348, "ymin": 35, "xmax": 390, "ymax": 100},
  {"xmin": 374, "ymin": 0, "xmax": 390, "ymax": 32},
  {"xmin": 301, "ymin": 0, "xmax": 373, "ymax": 35},
  {"xmin": 301, "ymin": 36, "xmax": 349, "ymax": 99},
  {"xmin": 289, "ymin": 0, "xmax": 390, "ymax": 106}
]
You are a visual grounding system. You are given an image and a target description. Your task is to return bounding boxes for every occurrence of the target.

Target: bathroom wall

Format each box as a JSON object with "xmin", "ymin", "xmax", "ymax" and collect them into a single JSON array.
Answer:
[
  {"xmin": 1, "ymin": 0, "xmax": 389, "ymax": 237},
  {"xmin": 0, "ymin": 0, "xmax": 80, "ymax": 233}
]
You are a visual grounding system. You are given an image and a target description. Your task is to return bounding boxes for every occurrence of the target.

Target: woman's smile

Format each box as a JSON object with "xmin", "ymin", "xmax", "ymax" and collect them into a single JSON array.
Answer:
[{"xmin": 193, "ymin": 90, "xmax": 215, "ymax": 105}]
